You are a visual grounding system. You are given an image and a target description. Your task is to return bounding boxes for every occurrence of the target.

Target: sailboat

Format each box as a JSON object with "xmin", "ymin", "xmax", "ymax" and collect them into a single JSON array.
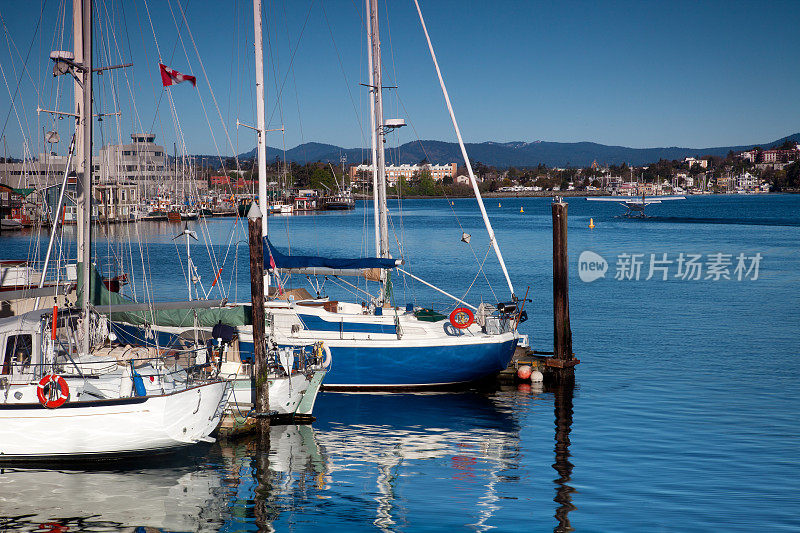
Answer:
[
  {"xmin": 115, "ymin": 0, "xmax": 327, "ymax": 420},
  {"xmin": 143, "ymin": 0, "xmax": 520, "ymax": 391},
  {"xmin": 0, "ymin": 0, "xmax": 228, "ymax": 461},
  {"xmin": 248, "ymin": 0, "xmax": 522, "ymax": 389}
]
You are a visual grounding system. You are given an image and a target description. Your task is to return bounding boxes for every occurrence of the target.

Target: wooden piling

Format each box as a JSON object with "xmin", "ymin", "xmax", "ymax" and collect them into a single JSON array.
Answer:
[
  {"xmin": 549, "ymin": 198, "xmax": 578, "ymax": 381},
  {"xmin": 247, "ymin": 204, "xmax": 269, "ymax": 431}
]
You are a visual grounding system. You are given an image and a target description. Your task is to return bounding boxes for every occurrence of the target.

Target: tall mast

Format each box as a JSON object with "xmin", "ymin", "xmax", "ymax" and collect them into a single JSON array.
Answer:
[
  {"xmin": 368, "ymin": 0, "xmax": 389, "ymax": 260},
  {"xmin": 253, "ymin": 0, "xmax": 268, "ymax": 240},
  {"xmin": 77, "ymin": 0, "xmax": 92, "ymax": 355},
  {"xmin": 365, "ymin": 0, "xmax": 380, "ymax": 259},
  {"xmin": 72, "ymin": 0, "xmax": 84, "ymax": 189}
]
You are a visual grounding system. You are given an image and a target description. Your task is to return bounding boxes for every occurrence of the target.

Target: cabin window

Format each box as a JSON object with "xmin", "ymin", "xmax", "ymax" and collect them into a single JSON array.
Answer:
[{"xmin": 2, "ymin": 334, "xmax": 32, "ymax": 374}]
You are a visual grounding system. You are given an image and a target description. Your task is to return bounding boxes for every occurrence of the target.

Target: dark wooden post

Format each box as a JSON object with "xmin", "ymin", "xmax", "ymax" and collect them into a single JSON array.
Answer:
[
  {"xmin": 248, "ymin": 204, "xmax": 269, "ymax": 427},
  {"xmin": 550, "ymin": 198, "xmax": 577, "ymax": 381}
]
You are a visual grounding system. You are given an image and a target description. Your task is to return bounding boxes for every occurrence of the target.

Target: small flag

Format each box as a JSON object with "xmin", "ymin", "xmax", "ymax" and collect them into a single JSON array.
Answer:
[
  {"xmin": 159, "ymin": 63, "xmax": 196, "ymax": 87},
  {"xmin": 267, "ymin": 250, "xmax": 284, "ymax": 295}
]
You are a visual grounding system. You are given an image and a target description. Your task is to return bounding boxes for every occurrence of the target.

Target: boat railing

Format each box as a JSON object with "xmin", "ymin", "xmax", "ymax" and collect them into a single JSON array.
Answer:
[{"xmin": 1, "ymin": 351, "xmax": 219, "ymax": 396}]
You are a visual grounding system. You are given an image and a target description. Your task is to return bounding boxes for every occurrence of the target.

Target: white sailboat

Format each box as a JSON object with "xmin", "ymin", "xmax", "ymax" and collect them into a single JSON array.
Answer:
[
  {"xmin": 0, "ymin": 0, "xmax": 228, "ymax": 461},
  {"xmin": 128, "ymin": 0, "xmax": 327, "ymax": 419},
  {"xmin": 251, "ymin": 0, "xmax": 522, "ymax": 389}
]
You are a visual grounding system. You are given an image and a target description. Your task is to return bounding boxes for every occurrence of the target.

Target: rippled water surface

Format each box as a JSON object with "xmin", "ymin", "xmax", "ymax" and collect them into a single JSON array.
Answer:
[{"xmin": 1, "ymin": 194, "xmax": 798, "ymax": 531}]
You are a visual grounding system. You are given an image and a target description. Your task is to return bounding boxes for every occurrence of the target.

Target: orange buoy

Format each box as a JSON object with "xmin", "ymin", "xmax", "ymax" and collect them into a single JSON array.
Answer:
[
  {"xmin": 589, "ymin": 217, "xmax": 595, "ymax": 229},
  {"xmin": 520, "ymin": 206, "xmax": 524, "ymax": 213},
  {"xmin": 517, "ymin": 365, "xmax": 532, "ymax": 380}
]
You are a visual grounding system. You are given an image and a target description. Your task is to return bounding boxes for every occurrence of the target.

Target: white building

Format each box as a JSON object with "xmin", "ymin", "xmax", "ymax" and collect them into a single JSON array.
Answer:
[
  {"xmin": 736, "ymin": 172, "xmax": 759, "ymax": 191},
  {"xmin": 97, "ymin": 133, "xmax": 170, "ymax": 187},
  {"xmin": 684, "ymin": 157, "xmax": 709, "ymax": 169},
  {"xmin": 0, "ymin": 153, "xmax": 71, "ymax": 189},
  {"xmin": 350, "ymin": 163, "xmax": 457, "ymax": 186}
]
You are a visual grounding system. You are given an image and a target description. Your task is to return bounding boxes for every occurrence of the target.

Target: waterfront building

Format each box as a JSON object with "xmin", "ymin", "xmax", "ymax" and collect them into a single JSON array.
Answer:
[
  {"xmin": 736, "ymin": 172, "xmax": 759, "ymax": 191},
  {"xmin": 0, "ymin": 153, "xmax": 70, "ymax": 190},
  {"xmin": 619, "ymin": 182, "xmax": 637, "ymax": 195},
  {"xmin": 96, "ymin": 133, "xmax": 170, "ymax": 189},
  {"xmin": 94, "ymin": 183, "xmax": 139, "ymax": 222},
  {"xmin": 350, "ymin": 163, "xmax": 457, "ymax": 186}
]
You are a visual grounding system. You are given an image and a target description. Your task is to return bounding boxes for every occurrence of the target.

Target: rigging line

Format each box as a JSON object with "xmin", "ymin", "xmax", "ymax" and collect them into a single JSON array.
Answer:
[
  {"xmin": 389, "ymin": 89, "xmax": 496, "ymax": 295},
  {"xmin": 173, "ymin": 0, "xmax": 242, "ymax": 166},
  {"xmin": 142, "ymin": 0, "xmax": 163, "ymax": 61},
  {"xmin": 280, "ymin": 0, "xmax": 305, "ymax": 173},
  {"xmin": 458, "ymin": 243, "xmax": 496, "ymax": 311},
  {"xmin": 0, "ymin": 54, "xmax": 33, "ymax": 175},
  {"xmin": 0, "ymin": 2, "xmax": 46, "ymax": 139},
  {"xmin": 101, "ymin": 0, "xmax": 138, "ymax": 285},
  {"xmin": 319, "ymin": 2, "xmax": 368, "ymax": 148},
  {"xmin": 264, "ymin": 0, "xmax": 314, "ymax": 132},
  {"xmin": 1, "ymin": 20, "xmax": 34, "ymax": 155},
  {"xmin": 147, "ymin": 0, "xmax": 192, "ymax": 134},
  {"xmin": 413, "ymin": 0, "xmax": 514, "ymax": 297},
  {"xmin": 123, "ymin": 0, "xmax": 158, "ymax": 135}
]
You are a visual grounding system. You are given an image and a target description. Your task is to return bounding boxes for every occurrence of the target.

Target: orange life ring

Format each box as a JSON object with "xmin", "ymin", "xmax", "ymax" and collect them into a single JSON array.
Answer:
[
  {"xmin": 37, "ymin": 374, "xmax": 69, "ymax": 409},
  {"xmin": 449, "ymin": 307, "xmax": 474, "ymax": 329}
]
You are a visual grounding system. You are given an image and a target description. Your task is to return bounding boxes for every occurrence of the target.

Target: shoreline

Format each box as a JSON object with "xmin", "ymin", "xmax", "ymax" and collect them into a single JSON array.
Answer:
[{"xmin": 355, "ymin": 190, "xmax": 797, "ymax": 200}]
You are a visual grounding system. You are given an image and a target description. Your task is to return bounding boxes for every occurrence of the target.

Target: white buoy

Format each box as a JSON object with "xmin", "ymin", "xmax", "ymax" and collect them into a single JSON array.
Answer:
[{"xmin": 530, "ymin": 370, "xmax": 544, "ymax": 383}]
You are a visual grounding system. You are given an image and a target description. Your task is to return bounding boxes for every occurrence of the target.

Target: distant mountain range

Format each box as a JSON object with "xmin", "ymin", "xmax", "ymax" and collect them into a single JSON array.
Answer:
[{"xmin": 231, "ymin": 133, "xmax": 800, "ymax": 168}]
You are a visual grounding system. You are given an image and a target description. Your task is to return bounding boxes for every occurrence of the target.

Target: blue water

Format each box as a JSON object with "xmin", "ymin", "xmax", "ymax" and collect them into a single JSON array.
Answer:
[{"xmin": 1, "ymin": 194, "xmax": 798, "ymax": 531}]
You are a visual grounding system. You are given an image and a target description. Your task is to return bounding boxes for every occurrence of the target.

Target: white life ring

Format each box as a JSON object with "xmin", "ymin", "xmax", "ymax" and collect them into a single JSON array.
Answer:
[{"xmin": 315, "ymin": 342, "xmax": 332, "ymax": 369}]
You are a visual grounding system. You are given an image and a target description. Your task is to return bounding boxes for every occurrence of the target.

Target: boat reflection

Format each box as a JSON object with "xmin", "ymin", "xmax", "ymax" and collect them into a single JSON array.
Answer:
[
  {"xmin": 311, "ymin": 391, "xmax": 524, "ymax": 532},
  {"xmin": 0, "ymin": 447, "xmax": 226, "ymax": 532},
  {"xmin": 0, "ymin": 423, "xmax": 324, "ymax": 533},
  {"xmin": 0, "ymin": 388, "xmax": 576, "ymax": 532}
]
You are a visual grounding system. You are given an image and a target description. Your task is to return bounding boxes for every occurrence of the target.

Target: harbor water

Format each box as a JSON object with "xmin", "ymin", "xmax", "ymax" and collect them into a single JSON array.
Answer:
[{"xmin": 0, "ymin": 194, "xmax": 798, "ymax": 531}]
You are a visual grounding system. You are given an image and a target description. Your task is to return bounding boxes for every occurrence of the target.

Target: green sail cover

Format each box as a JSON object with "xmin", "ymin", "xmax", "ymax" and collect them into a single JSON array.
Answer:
[{"xmin": 77, "ymin": 264, "xmax": 251, "ymax": 327}]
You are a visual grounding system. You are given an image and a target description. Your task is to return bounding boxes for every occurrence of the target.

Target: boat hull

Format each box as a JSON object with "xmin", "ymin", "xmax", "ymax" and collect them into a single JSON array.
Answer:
[
  {"xmin": 309, "ymin": 336, "xmax": 517, "ymax": 388},
  {"xmin": 238, "ymin": 333, "xmax": 517, "ymax": 389},
  {"xmin": 0, "ymin": 381, "xmax": 228, "ymax": 461},
  {"xmin": 223, "ymin": 371, "xmax": 326, "ymax": 416}
]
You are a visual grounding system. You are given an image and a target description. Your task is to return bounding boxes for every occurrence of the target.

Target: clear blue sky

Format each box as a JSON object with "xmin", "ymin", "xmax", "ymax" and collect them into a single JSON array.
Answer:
[{"xmin": 1, "ymin": 0, "xmax": 799, "ymax": 160}]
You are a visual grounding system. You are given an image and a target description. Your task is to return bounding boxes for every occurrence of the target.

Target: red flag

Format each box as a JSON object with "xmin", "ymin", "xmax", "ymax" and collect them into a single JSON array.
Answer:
[
  {"xmin": 159, "ymin": 63, "xmax": 196, "ymax": 87},
  {"xmin": 268, "ymin": 252, "xmax": 284, "ymax": 295}
]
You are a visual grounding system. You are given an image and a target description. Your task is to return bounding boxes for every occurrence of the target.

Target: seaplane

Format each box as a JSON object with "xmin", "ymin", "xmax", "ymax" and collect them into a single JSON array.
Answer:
[{"xmin": 586, "ymin": 194, "xmax": 685, "ymax": 217}]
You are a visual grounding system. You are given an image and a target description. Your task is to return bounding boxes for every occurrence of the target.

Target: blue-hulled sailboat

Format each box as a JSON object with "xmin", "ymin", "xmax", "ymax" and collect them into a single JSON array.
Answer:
[{"xmin": 249, "ymin": 0, "xmax": 523, "ymax": 389}]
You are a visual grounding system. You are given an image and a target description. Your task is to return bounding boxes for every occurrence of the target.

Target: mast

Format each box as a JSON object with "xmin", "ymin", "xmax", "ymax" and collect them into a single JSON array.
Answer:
[
  {"xmin": 72, "ymin": 0, "xmax": 84, "ymax": 191},
  {"xmin": 253, "ymin": 0, "xmax": 268, "ymax": 240},
  {"xmin": 368, "ymin": 0, "xmax": 389, "ymax": 260},
  {"xmin": 252, "ymin": 0, "xmax": 271, "ymax": 295},
  {"xmin": 77, "ymin": 0, "xmax": 92, "ymax": 355},
  {"xmin": 365, "ymin": 0, "xmax": 380, "ymax": 260}
]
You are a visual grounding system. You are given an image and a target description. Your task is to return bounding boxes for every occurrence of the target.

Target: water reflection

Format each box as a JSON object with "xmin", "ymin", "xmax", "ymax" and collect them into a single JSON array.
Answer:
[
  {"xmin": 0, "ymin": 446, "xmax": 226, "ymax": 532},
  {"xmin": 0, "ymin": 389, "xmax": 577, "ymax": 532},
  {"xmin": 0, "ymin": 424, "xmax": 323, "ymax": 533},
  {"xmin": 311, "ymin": 392, "xmax": 523, "ymax": 532},
  {"xmin": 551, "ymin": 381, "xmax": 576, "ymax": 533}
]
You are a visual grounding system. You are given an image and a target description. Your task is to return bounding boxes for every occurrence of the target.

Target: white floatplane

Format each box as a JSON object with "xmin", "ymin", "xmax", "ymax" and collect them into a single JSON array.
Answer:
[{"xmin": 587, "ymin": 194, "xmax": 685, "ymax": 217}]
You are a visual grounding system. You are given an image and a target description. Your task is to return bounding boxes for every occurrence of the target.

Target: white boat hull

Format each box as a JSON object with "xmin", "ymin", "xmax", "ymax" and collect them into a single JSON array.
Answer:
[
  {"xmin": 0, "ymin": 381, "xmax": 228, "ymax": 460},
  {"xmin": 220, "ymin": 371, "xmax": 326, "ymax": 416}
]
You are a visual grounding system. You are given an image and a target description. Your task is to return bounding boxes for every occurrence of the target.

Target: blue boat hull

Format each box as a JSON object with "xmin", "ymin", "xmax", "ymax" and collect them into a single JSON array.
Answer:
[
  {"xmin": 238, "ymin": 336, "xmax": 518, "ymax": 389},
  {"xmin": 323, "ymin": 338, "xmax": 518, "ymax": 388}
]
